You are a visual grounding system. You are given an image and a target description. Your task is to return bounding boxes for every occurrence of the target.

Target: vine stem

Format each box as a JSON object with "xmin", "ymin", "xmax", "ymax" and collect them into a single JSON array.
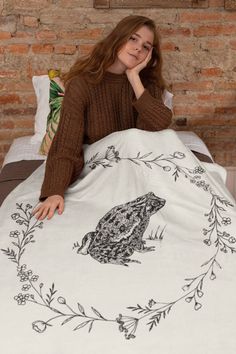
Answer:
[{"xmin": 138, "ymin": 246, "xmax": 220, "ymax": 322}]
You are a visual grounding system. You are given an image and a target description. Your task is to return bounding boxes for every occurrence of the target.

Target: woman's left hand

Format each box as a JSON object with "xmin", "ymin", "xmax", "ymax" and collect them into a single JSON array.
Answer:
[{"xmin": 126, "ymin": 48, "xmax": 153, "ymax": 79}]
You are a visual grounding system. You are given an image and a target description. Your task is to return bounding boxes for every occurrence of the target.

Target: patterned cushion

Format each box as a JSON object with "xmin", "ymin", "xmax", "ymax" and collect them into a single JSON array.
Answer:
[{"xmin": 39, "ymin": 73, "xmax": 64, "ymax": 155}]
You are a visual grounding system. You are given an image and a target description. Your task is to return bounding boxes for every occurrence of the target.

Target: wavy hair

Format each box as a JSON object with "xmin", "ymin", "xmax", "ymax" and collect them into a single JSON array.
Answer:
[{"xmin": 63, "ymin": 15, "xmax": 166, "ymax": 91}]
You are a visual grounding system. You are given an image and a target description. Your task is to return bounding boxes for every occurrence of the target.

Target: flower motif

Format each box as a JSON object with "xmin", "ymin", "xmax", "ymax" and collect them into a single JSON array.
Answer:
[
  {"xmin": 26, "ymin": 204, "xmax": 32, "ymax": 209},
  {"xmin": 9, "ymin": 230, "xmax": 20, "ymax": 238},
  {"xmin": 19, "ymin": 274, "xmax": 29, "ymax": 282},
  {"xmin": 197, "ymin": 290, "xmax": 204, "ymax": 298},
  {"xmin": 193, "ymin": 167, "xmax": 205, "ymax": 174},
  {"xmin": 31, "ymin": 275, "xmax": 39, "ymax": 282},
  {"xmin": 148, "ymin": 299, "xmax": 157, "ymax": 308},
  {"xmin": 182, "ymin": 285, "xmax": 190, "ymax": 291},
  {"xmin": 229, "ymin": 237, "xmax": 236, "ymax": 244},
  {"xmin": 194, "ymin": 302, "xmax": 202, "ymax": 311},
  {"xmin": 210, "ymin": 272, "xmax": 216, "ymax": 280},
  {"xmin": 204, "ymin": 239, "xmax": 211, "ymax": 246},
  {"xmin": 22, "ymin": 284, "xmax": 31, "ymax": 291},
  {"xmin": 16, "ymin": 219, "xmax": 24, "ymax": 225},
  {"xmin": 222, "ymin": 217, "xmax": 231, "ymax": 225},
  {"xmin": 172, "ymin": 151, "xmax": 185, "ymax": 159},
  {"xmin": 11, "ymin": 213, "xmax": 20, "ymax": 220},
  {"xmin": 163, "ymin": 166, "xmax": 171, "ymax": 172},
  {"xmin": 116, "ymin": 314, "xmax": 138, "ymax": 339},
  {"xmin": 38, "ymin": 222, "xmax": 43, "ymax": 229},
  {"xmin": 105, "ymin": 146, "xmax": 120, "ymax": 162},
  {"xmin": 185, "ymin": 297, "xmax": 193, "ymax": 303},
  {"xmin": 32, "ymin": 320, "xmax": 51, "ymax": 333},
  {"xmin": 14, "ymin": 293, "xmax": 29, "ymax": 305},
  {"xmin": 222, "ymin": 232, "xmax": 230, "ymax": 238},
  {"xmin": 57, "ymin": 297, "xmax": 66, "ymax": 304}
]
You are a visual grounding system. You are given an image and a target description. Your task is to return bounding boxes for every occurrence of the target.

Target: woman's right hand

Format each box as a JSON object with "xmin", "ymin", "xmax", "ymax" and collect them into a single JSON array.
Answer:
[{"xmin": 32, "ymin": 195, "xmax": 64, "ymax": 220}]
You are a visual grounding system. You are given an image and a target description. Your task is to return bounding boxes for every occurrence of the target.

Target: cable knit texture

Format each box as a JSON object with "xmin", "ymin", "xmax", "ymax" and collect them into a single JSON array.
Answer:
[{"xmin": 40, "ymin": 72, "xmax": 172, "ymax": 200}]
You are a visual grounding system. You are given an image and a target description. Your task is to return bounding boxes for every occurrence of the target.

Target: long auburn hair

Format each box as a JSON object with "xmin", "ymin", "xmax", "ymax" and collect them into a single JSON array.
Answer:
[{"xmin": 63, "ymin": 15, "xmax": 166, "ymax": 91}]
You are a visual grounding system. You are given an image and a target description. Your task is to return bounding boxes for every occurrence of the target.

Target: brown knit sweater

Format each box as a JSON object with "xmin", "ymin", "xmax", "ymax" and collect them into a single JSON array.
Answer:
[{"xmin": 40, "ymin": 71, "xmax": 172, "ymax": 200}]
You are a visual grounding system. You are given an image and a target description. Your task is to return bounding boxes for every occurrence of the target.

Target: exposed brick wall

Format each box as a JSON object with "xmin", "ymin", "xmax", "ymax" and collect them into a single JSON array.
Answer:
[{"xmin": 0, "ymin": 0, "xmax": 236, "ymax": 167}]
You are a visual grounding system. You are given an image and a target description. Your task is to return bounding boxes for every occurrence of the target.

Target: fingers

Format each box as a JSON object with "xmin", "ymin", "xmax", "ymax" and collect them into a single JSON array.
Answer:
[
  {"xmin": 32, "ymin": 196, "xmax": 64, "ymax": 221},
  {"xmin": 58, "ymin": 199, "xmax": 64, "ymax": 215}
]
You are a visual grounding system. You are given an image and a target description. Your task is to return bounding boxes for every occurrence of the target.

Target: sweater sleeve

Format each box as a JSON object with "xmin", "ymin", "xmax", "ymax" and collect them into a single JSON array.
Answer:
[
  {"xmin": 39, "ymin": 77, "xmax": 87, "ymax": 200},
  {"xmin": 133, "ymin": 83, "xmax": 172, "ymax": 131}
]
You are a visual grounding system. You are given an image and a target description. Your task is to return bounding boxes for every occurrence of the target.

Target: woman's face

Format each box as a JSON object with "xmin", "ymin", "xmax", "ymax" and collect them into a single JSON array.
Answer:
[{"xmin": 116, "ymin": 26, "xmax": 154, "ymax": 71}]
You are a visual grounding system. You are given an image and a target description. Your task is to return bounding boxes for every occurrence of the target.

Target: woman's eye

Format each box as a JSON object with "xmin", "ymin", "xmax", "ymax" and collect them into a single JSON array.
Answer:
[{"xmin": 130, "ymin": 36, "xmax": 136, "ymax": 41}]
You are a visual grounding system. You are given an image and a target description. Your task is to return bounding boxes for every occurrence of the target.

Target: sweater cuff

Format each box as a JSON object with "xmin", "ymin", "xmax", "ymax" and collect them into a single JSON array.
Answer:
[{"xmin": 39, "ymin": 186, "xmax": 66, "ymax": 201}]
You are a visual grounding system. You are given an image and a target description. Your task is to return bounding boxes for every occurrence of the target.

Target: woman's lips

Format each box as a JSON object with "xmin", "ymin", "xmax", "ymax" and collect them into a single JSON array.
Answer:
[{"xmin": 128, "ymin": 53, "xmax": 138, "ymax": 60}]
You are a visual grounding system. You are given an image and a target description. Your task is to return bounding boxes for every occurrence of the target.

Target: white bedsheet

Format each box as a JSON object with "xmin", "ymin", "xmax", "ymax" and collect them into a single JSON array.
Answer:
[
  {"xmin": 2, "ymin": 131, "xmax": 212, "ymax": 168},
  {"xmin": 0, "ymin": 129, "xmax": 235, "ymax": 354}
]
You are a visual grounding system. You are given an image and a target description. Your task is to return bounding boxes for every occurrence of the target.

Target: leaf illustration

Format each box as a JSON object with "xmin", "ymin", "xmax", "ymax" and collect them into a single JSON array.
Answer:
[
  {"xmin": 91, "ymin": 307, "xmax": 105, "ymax": 319},
  {"xmin": 73, "ymin": 320, "xmax": 90, "ymax": 331},
  {"xmin": 144, "ymin": 162, "xmax": 152, "ymax": 169},
  {"xmin": 77, "ymin": 302, "xmax": 85, "ymax": 316},
  {"xmin": 61, "ymin": 316, "xmax": 75, "ymax": 326},
  {"xmin": 88, "ymin": 321, "xmax": 94, "ymax": 332}
]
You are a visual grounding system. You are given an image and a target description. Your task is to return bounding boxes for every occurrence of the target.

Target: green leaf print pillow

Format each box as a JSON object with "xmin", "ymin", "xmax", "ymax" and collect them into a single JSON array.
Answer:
[{"xmin": 39, "ymin": 76, "xmax": 65, "ymax": 155}]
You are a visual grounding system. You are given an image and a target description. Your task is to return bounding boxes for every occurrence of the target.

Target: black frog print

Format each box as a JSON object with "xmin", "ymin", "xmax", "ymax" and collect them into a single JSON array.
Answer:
[{"xmin": 75, "ymin": 192, "xmax": 166, "ymax": 266}]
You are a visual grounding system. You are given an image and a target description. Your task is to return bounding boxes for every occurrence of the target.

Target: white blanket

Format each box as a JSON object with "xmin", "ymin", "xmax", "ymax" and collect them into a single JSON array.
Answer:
[{"xmin": 0, "ymin": 129, "xmax": 236, "ymax": 354}]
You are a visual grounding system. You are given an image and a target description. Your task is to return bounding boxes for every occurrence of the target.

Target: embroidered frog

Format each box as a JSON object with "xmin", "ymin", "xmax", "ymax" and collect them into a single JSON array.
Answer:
[{"xmin": 75, "ymin": 192, "xmax": 166, "ymax": 266}]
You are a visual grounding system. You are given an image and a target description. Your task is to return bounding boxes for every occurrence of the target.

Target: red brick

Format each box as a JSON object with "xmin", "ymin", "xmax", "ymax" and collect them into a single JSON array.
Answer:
[
  {"xmin": 0, "ymin": 120, "xmax": 14, "ymax": 129},
  {"xmin": 229, "ymin": 40, "xmax": 236, "ymax": 50},
  {"xmin": 215, "ymin": 106, "xmax": 236, "ymax": 114},
  {"xmin": 0, "ymin": 94, "xmax": 21, "ymax": 104},
  {"xmin": 216, "ymin": 82, "xmax": 236, "ymax": 90},
  {"xmin": 159, "ymin": 27, "xmax": 191, "ymax": 37},
  {"xmin": 1, "ymin": 81, "xmax": 33, "ymax": 92},
  {"xmin": 180, "ymin": 12, "xmax": 222, "ymax": 23},
  {"xmin": 14, "ymin": 119, "xmax": 34, "ymax": 129},
  {"xmin": 201, "ymin": 127, "xmax": 236, "ymax": 139},
  {"xmin": 209, "ymin": 0, "xmax": 224, "ymax": 6},
  {"xmin": 59, "ymin": 28, "xmax": 104, "ymax": 40},
  {"xmin": 0, "ymin": 70, "xmax": 20, "ymax": 79},
  {"xmin": 193, "ymin": 24, "xmax": 236, "ymax": 37},
  {"xmin": 13, "ymin": 31, "xmax": 33, "ymax": 39},
  {"xmin": 224, "ymin": 12, "xmax": 236, "ymax": 22},
  {"xmin": 20, "ymin": 94, "xmax": 37, "ymax": 105},
  {"xmin": 188, "ymin": 116, "xmax": 236, "ymax": 126},
  {"xmin": 0, "ymin": 32, "xmax": 11, "ymax": 40},
  {"xmin": 54, "ymin": 45, "xmax": 77, "ymax": 54},
  {"xmin": 173, "ymin": 81, "xmax": 214, "ymax": 91},
  {"xmin": 200, "ymin": 67, "xmax": 223, "ymax": 77},
  {"xmin": 78, "ymin": 44, "xmax": 94, "ymax": 56},
  {"xmin": 36, "ymin": 30, "xmax": 57, "ymax": 41},
  {"xmin": 203, "ymin": 39, "xmax": 225, "ymax": 50},
  {"xmin": 161, "ymin": 42, "xmax": 178, "ymax": 51},
  {"xmin": 31, "ymin": 44, "xmax": 54, "ymax": 53},
  {"xmin": 3, "ymin": 107, "xmax": 35, "ymax": 116},
  {"xmin": 7, "ymin": 44, "xmax": 29, "ymax": 54},
  {"xmin": 197, "ymin": 93, "xmax": 234, "ymax": 103},
  {"xmin": 23, "ymin": 16, "xmax": 39, "ymax": 28},
  {"xmin": 174, "ymin": 105, "xmax": 215, "ymax": 115}
]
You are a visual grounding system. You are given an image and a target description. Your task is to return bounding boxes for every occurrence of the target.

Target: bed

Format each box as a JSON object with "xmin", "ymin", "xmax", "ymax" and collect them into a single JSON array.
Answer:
[
  {"xmin": 1, "ymin": 74, "xmax": 236, "ymax": 353},
  {"xmin": 0, "ymin": 127, "xmax": 235, "ymax": 354}
]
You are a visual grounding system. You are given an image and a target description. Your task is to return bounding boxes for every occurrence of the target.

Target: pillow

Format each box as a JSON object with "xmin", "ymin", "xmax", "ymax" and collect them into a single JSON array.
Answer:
[
  {"xmin": 30, "ymin": 75, "xmax": 50, "ymax": 144},
  {"xmin": 162, "ymin": 89, "xmax": 173, "ymax": 111},
  {"xmin": 39, "ymin": 76, "xmax": 65, "ymax": 155}
]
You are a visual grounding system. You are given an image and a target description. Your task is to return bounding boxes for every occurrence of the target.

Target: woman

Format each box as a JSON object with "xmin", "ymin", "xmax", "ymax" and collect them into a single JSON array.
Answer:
[{"xmin": 33, "ymin": 15, "xmax": 172, "ymax": 220}]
